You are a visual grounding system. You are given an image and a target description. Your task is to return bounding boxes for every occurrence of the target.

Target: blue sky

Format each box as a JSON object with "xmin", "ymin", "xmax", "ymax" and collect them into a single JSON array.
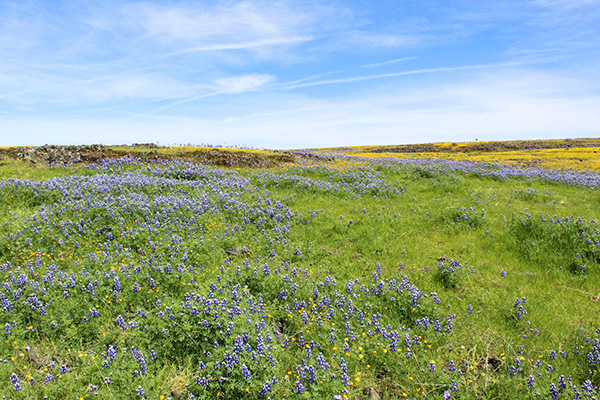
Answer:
[{"xmin": 1, "ymin": 0, "xmax": 599, "ymax": 149}]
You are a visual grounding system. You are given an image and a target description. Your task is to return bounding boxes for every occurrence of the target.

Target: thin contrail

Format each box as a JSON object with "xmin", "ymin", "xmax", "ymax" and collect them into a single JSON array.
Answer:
[
  {"xmin": 362, "ymin": 56, "xmax": 417, "ymax": 68},
  {"xmin": 281, "ymin": 60, "xmax": 538, "ymax": 90},
  {"xmin": 132, "ymin": 90, "xmax": 228, "ymax": 117},
  {"xmin": 165, "ymin": 36, "xmax": 313, "ymax": 57},
  {"xmin": 0, "ymin": 67, "xmax": 154, "ymax": 99}
]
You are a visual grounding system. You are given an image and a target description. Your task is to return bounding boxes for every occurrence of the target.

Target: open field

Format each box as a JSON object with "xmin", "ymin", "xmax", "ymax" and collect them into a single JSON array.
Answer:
[
  {"xmin": 311, "ymin": 138, "xmax": 600, "ymax": 172},
  {"xmin": 1, "ymin": 141, "xmax": 600, "ymax": 399}
]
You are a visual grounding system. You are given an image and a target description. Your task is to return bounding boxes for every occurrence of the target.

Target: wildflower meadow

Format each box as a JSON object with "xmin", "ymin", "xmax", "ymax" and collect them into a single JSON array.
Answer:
[{"xmin": 1, "ymin": 144, "xmax": 599, "ymax": 399}]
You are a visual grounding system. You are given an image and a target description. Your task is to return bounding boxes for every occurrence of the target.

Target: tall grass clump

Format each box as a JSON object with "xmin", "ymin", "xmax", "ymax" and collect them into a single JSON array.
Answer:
[
  {"xmin": 439, "ymin": 206, "xmax": 486, "ymax": 229},
  {"xmin": 509, "ymin": 214, "xmax": 600, "ymax": 274},
  {"xmin": 433, "ymin": 259, "xmax": 466, "ymax": 289}
]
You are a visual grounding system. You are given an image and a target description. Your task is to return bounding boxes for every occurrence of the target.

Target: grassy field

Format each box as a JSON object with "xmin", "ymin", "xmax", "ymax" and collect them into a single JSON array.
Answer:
[
  {"xmin": 0, "ymin": 142, "xmax": 599, "ymax": 399},
  {"xmin": 311, "ymin": 138, "xmax": 600, "ymax": 172}
]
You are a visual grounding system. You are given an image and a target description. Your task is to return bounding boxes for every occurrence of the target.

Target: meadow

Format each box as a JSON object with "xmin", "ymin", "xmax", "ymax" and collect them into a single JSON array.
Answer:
[
  {"xmin": 313, "ymin": 138, "xmax": 600, "ymax": 173},
  {"xmin": 0, "ymin": 142, "xmax": 599, "ymax": 399}
]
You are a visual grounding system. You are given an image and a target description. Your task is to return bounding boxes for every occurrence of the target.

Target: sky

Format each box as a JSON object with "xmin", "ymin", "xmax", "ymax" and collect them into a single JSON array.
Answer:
[{"xmin": 1, "ymin": 0, "xmax": 599, "ymax": 149}]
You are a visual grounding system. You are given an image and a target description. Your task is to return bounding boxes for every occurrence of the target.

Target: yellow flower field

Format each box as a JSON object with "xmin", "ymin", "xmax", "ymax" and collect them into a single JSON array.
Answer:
[{"xmin": 310, "ymin": 139, "xmax": 600, "ymax": 172}]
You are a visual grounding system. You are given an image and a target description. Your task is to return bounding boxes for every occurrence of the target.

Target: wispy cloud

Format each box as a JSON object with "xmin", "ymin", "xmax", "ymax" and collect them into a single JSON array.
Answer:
[
  {"xmin": 350, "ymin": 32, "xmax": 422, "ymax": 48},
  {"xmin": 281, "ymin": 60, "xmax": 537, "ymax": 90},
  {"xmin": 123, "ymin": 1, "xmax": 324, "ymax": 48},
  {"xmin": 362, "ymin": 57, "xmax": 417, "ymax": 68},
  {"xmin": 0, "ymin": 67, "xmax": 155, "ymax": 100},
  {"xmin": 134, "ymin": 91, "xmax": 228, "ymax": 117},
  {"xmin": 135, "ymin": 73, "xmax": 276, "ymax": 116},
  {"xmin": 534, "ymin": 0, "xmax": 600, "ymax": 10},
  {"xmin": 135, "ymin": 2, "xmax": 285, "ymax": 41},
  {"xmin": 165, "ymin": 36, "xmax": 314, "ymax": 56},
  {"xmin": 214, "ymin": 74, "xmax": 275, "ymax": 93},
  {"xmin": 65, "ymin": 73, "xmax": 203, "ymax": 103}
]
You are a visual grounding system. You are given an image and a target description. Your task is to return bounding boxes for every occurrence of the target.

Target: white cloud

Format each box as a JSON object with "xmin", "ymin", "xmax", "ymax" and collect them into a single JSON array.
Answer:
[
  {"xmin": 362, "ymin": 57, "xmax": 417, "ymax": 68},
  {"xmin": 280, "ymin": 60, "xmax": 535, "ymax": 90},
  {"xmin": 0, "ymin": 69, "xmax": 200, "ymax": 107},
  {"xmin": 124, "ymin": 1, "xmax": 324, "ymax": 48},
  {"xmin": 351, "ymin": 32, "xmax": 421, "ymax": 48},
  {"xmin": 534, "ymin": 0, "xmax": 600, "ymax": 9},
  {"xmin": 136, "ymin": 2, "xmax": 281, "ymax": 41},
  {"xmin": 68, "ymin": 73, "xmax": 201, "ymax": 103},
  {"xmin": 214, "ymin": 74, "xmax": 274, "ymax": 93},
  {"xmin": 132, "ymin": 73, "xmax": 276, "ymax": 116},
  {"xmin": 165, "ymin": 36, "xmax": 314, "ymax": 56}
]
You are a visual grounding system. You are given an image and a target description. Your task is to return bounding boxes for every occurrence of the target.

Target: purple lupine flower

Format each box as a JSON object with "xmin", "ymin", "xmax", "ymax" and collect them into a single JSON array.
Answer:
[
  {"xmin": 241, "ymin": 364, "xmax": 252, "ymax": 380},
  {"xmin": 44, "ymin": 373, "xmax": 54, "ymax": 384},
  {"xmin": 260, "ymin": 380, "xmax": 272, "ymax": 395},
  {"xmin": 115, "ymin": 315, "xmax": 126, "ymax": 330},
  {"xmin": 429, "ymin": 362, "xmax": 436, "ymax": 372},
  {"xmin": 558, "ymin": 375, "xmax": 567, "ymax": 391},
  {"xmin": 316, "ymin": 353, "xmax": 330, "ymax": 370},
  {"xmin": 447, "ymin": 360, "xmax": 456, "ymax": 372},
  {"xmin": 113, "ymin": 277, "xmax": 121, "ymax": 299},
  {"xmin": 10, "ymin": 373, "xmax": 21, "ymax": 391},
  {"xmin": 130, "ymin": 347, "xmax": 147, "ymax": 375},
  {"xmin": 549, "ymin": 383, "xmax": 558, "ymax": 399},
  {"xmin": 195, "ymin": 376, "xmax": 210, "ymax": 387},
  {"xmin": 107, "ymin": 345, "xmax": 117, "ymax": 361}
]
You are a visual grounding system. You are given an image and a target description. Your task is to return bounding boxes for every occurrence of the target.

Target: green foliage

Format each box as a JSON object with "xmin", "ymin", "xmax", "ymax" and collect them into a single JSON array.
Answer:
[
  {"xmin": 509, "ymin": 214, "xmax": 600, "ymax": 273},
  {"xmin": 439, "ymin": 205, "xmax": 486, "ymax": 229},
  {"xmin": 433, "ymin": 260, "xmax": 465, "ymax": 289},
  {"xmin": 1, "ymin": 154, "xmax": 599, "ymax": 399}
]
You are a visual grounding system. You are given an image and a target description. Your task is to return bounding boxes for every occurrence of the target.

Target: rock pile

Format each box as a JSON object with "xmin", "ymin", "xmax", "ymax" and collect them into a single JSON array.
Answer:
[
  {"xmin": 1, "ymin": 144, "xmax": 300, "ymax": 168},
  {"xmin": 8, "ymin": 144, "xmax": 109, "ymax": 166}
]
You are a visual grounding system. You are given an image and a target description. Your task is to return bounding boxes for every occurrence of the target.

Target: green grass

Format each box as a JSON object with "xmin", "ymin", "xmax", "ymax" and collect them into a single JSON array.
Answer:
[
  {"xmin": 0, "ymin": 152, "xmax": 599, "ymax": 399},
  {"xmin": 0, "ymin": 157, "xmax": 89, "ymax": 181}
]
